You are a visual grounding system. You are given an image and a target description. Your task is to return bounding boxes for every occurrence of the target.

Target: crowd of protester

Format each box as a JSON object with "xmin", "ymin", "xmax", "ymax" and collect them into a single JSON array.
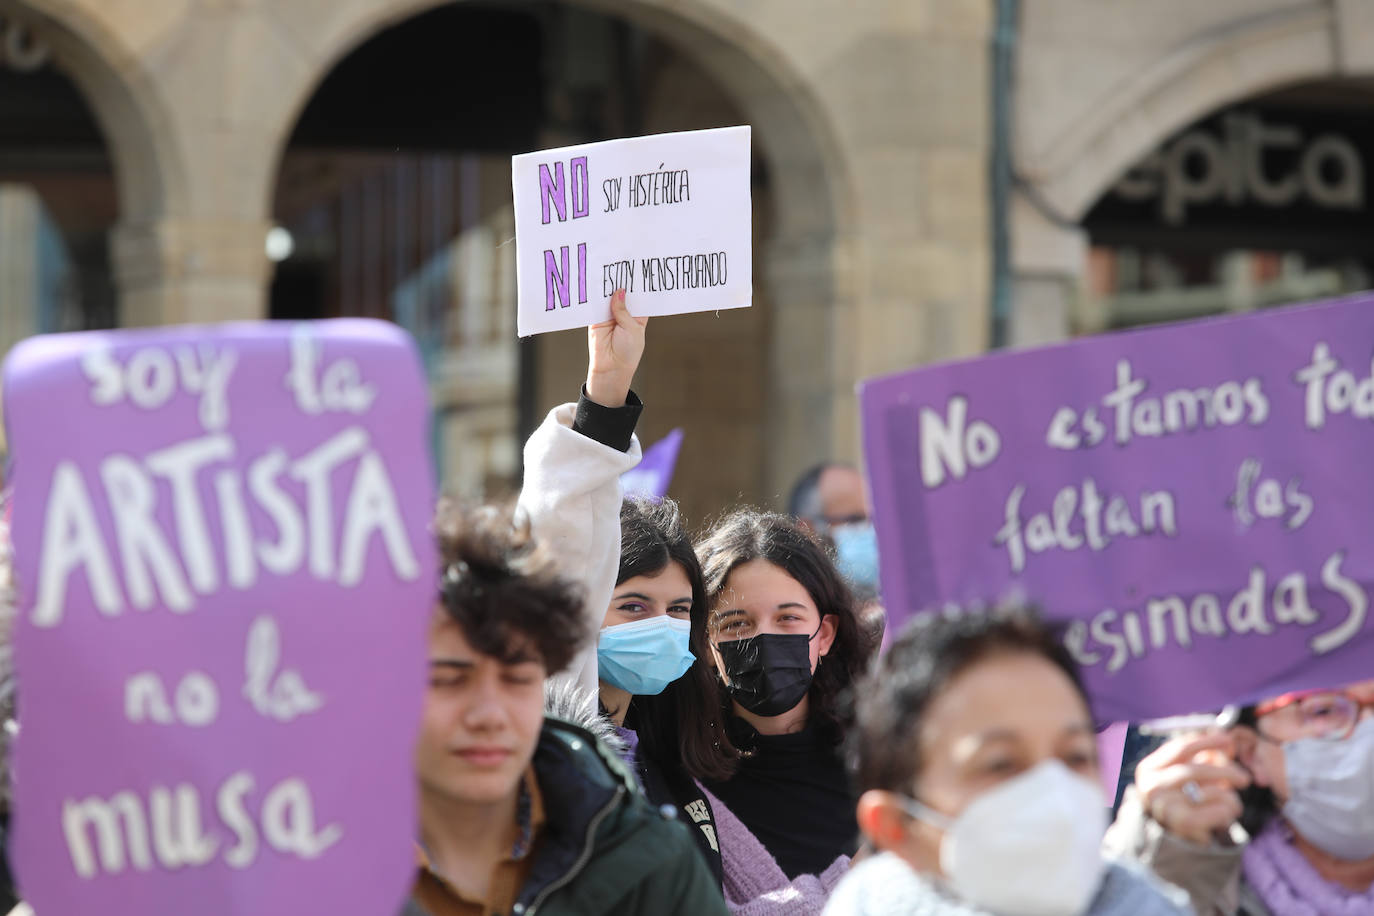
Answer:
[{"xmin": 0, "ymin": 289, "xmax": 1371, "ymax": 915}]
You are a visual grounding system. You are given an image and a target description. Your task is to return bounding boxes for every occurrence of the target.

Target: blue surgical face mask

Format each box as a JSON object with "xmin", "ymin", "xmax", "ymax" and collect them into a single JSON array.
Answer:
[
  {"xmin": 832, "ymin": 521, "xmax": 880, "ymax": 591},
  {"xmin": 597, "ymin": 615, "xmax": 695, "ymax": 696}
]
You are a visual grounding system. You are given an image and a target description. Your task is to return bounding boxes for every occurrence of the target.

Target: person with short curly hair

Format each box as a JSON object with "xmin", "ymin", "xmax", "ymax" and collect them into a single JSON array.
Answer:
[
  {"xmin": 431, "ymin": 501, "xmax": 586, "ymax": 677},
  {"xmin": 410, "ymin": 291, "xmax": 727, "ymax": 916}
]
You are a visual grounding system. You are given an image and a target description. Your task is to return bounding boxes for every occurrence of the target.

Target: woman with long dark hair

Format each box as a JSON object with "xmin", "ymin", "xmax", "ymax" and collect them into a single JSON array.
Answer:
[
  {"xmin": 638, "ymin": 508, "xmax": 872, "ymax": 913},
  {"xmin": 593, "ymin": 496, "xmax": 726, "ymax": 884}
]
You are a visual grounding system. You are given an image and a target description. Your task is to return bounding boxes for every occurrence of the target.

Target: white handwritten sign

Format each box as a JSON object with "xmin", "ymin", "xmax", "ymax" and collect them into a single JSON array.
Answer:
[{"xmin": 512, "ymin": 126, "xmax": 752, "ymax": 336}]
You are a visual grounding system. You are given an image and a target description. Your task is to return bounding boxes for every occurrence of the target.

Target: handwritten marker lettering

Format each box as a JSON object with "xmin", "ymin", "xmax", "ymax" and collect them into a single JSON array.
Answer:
[
  {"xmin": 918, "ymin": 396, "xmax": 1001, "ymax": 489},
  {"xmin": 862, "ymin": 292, "xmax": 1374, "ymax": 724},
  {"xmin": 5, "ymin": 320, "xmax": 435, "ymax": 910},
  {"xmin": 513, "ymin": 126, "xmax": 753, "ymax": 336}
]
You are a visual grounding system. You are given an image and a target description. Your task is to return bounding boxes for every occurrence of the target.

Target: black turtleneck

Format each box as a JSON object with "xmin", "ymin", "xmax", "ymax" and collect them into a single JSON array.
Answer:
[{"xmin": 702, "ymin": 715, "xmax": 859, "ymax": 879}]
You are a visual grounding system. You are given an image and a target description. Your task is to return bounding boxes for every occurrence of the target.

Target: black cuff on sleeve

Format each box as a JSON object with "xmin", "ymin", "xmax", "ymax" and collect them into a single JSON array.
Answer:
[{"xmin": 573, "ymin": 386, "xmax": 644, "ymax": 453}]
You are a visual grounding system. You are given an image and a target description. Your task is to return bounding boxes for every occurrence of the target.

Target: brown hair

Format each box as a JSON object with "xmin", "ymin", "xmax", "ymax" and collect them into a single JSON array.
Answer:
[
  {"xmin": 434, "ymin": 500, "xmax": 586, "ymax": 674},
  {"xmin": 686, "ymin": 508, "xmax": 870, "ymax": 781},
  {"xmin": 850, "ymin": 608, "xmax": 1090, "ymax": 793}
]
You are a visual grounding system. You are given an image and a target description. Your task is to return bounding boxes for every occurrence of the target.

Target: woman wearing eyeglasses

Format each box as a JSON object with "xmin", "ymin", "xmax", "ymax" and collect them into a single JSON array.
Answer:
[{"xmin": 1105, "ymin": 680, "xmax": 1374, "ymax": 915}]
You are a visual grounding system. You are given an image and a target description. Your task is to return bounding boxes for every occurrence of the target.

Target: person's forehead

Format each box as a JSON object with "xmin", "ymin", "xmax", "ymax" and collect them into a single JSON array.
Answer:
[
  {"xmin": 427, "ymin": 613, "xmax": 541, "ymax": 666},
  {"xmin": 921, "ymin": 653, "xmax": 1091, "ymax": 753},
  {"xmin": 1347, "ymin": 679, "xmax": 1374, "ymax": 700},
  {"xmin": 818, "ymin": 466, "xmax": 865, "ymax": 511},
  {"xmin": 718, "ymin": 559, "xmax": 813, "ymax": 609},
  {"xmin": 428, "ymin": 612, "xmax": 471, "ymax": 651},
  {"xmin": 619, "ymin": 563, "xmax": 692, "ymax": 596}
]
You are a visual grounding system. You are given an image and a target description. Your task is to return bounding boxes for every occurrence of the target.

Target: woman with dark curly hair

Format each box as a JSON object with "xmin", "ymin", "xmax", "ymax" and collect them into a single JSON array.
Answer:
[{"xmin": 639, "ymin": 508, "xmax": 872, "ymax": 914}]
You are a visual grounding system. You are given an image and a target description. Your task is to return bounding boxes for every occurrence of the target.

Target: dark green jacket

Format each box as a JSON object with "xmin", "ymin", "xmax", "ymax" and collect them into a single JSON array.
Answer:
[{"xmin": 513, "ymin": 716, "xmax": 729, "ymax": 916}]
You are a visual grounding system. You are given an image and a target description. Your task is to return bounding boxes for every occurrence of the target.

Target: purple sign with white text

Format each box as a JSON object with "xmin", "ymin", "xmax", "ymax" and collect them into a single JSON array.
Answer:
[
  {"xmin": 4, "ymin": 321, "xmax": 436, "ymax": 915},
  {"xmin": 862, "ymin": 293, "xmax": 1374, "ymax": 723}
]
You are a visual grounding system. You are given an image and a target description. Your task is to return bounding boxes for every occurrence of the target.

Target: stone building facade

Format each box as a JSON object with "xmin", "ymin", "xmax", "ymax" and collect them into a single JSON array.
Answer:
[
  {"xmin": 1013, "ymin": 0, "xmax": 1374, "ymax": 343},
  {"xmin": 0, "ymin": 0, "xmax": 1370, "ymax": 521}
]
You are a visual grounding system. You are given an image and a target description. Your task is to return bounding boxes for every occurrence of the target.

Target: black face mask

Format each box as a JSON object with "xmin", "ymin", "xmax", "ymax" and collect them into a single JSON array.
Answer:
[{"xmin": 714, "ymin": 631, "xmax": 816, "ymax": 718}]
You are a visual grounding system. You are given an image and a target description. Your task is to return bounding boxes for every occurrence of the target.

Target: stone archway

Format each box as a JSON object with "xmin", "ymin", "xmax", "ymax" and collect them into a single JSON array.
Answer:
[
  {"xmin": 261, "ymin": 0, "xmax": 853, "ymax": 243},
  {"xmin": 1026, "ymin": 3, "xmax": 1350, "ymax": 223},
  {"xmin": 1011, "ymin": 1, "xmax": 1374, "ymax": 344},
  {"xmin": 259, "ymin": 0, "xmax": 855, "ymax": 507},
  {"xmin": 0, "ymin": 0, "xmax": 185, "ymax": 326}
]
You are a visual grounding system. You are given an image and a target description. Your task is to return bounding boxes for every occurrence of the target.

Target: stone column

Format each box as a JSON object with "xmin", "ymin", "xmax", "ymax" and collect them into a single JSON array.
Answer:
[
  {"xmin": 111, "ymin": 217, "xmax": 272, "ymax": 326},
  {"xmin": 1008, "ymin": 193, "xmax": 1087, "ymax": 346},
  {"xmin": 762, "ymin": 230, "xmax": 846, "ymax": 503}
]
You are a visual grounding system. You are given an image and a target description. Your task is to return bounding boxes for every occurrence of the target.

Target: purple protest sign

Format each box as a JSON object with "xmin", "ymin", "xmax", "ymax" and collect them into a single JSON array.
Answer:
[
  {"xmin": 3, "ymin": 321, "xmax": 436, "ymax": 915},
  {"xmin": 1096, "ymin": 722, "xmax": 1129, "ymax": 801},
  {"xmin": 620, "ymin": 428, "xmax": 684, "ymax": 500},
  {"xmin": 862, "ymin": 293, "xmax": 1374, "ymax": 723}
]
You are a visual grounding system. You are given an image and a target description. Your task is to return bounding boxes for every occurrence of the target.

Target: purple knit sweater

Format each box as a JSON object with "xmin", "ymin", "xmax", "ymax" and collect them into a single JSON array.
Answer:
[
  {"xmin": 697, "ymin": 781, "xmax": 850, "ymax": 915},
  {"xmin": 1242, "ymin": 822, "xmax": 1374, "ymax": 915}
]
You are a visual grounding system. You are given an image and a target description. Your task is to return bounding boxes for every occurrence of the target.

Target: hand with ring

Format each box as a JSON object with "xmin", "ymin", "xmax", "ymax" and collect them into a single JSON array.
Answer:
[{"xmin": 1134, "ymin": 732, "xmax": 1250, "ymax": 846}]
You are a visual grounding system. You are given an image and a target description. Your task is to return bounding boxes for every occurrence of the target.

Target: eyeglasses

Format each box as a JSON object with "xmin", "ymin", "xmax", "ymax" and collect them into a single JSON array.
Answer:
[{"xmin": 1254, "ymin": 689, "xmax": 1371, "ymax": 743}]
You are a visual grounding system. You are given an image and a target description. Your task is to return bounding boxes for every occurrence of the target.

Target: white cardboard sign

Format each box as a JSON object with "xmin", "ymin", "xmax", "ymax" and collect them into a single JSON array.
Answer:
[{"xmin": 512, "ymin": 126, "xmax": 752, "ymax": 337}]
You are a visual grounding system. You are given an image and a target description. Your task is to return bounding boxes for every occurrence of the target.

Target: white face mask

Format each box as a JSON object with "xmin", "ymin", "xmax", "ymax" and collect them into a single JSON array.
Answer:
[
  {"xmin": 900, "ymin": 759, "xmax": 1108, "ymax": 916},
  {"xmin": 1283, "ymin": 715, "xmax": 1374, "ymax": 861}
]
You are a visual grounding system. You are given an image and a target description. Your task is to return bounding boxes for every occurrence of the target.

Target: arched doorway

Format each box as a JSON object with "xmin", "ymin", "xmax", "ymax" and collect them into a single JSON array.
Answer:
[
  {"xmin": 0, "ymin": 0, "xmax": 180, "ymax": 327},
  {"xmin": 1078, "ymin": 79, "xmax": 1374, "ymax": 332},
  {"xmin": 269, "ymin": 1, "xmax": 843, "ymax": 523},
  {"xmin": 0, "ymin": 12, "xmax": 118, "ymax": 347}
]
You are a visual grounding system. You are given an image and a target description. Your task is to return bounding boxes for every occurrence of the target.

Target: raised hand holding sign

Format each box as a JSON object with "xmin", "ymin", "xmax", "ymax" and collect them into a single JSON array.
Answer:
[
  {"xmin": 512, "ymin": 127, "xmax": 752, "ymax": 336},
  {"xmin": 586, "ymin": 288, "xmax": 648, "ymax": 408}
]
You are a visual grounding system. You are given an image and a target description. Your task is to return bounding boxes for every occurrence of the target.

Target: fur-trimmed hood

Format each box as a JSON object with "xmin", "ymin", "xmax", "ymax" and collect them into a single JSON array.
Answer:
[{"xmin": 542, "ymin": 679, "xmax": 627, "ymax": 756}]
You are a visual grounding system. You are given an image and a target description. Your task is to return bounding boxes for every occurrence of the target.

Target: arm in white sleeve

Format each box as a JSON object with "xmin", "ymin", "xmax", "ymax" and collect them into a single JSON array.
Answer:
[{"xmin": 516, "ymin": 391, "xmax": 643, "ymax": 709}]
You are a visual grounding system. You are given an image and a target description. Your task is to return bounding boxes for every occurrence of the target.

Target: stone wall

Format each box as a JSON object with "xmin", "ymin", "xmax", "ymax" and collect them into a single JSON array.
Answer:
[
  {"xmin": 1, "ymin": 0, "xmax": 992, "ymax": 513},
  {"xmin": 1012, "ymin": 0, "xmax": 1374, "ymax": 343}
]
